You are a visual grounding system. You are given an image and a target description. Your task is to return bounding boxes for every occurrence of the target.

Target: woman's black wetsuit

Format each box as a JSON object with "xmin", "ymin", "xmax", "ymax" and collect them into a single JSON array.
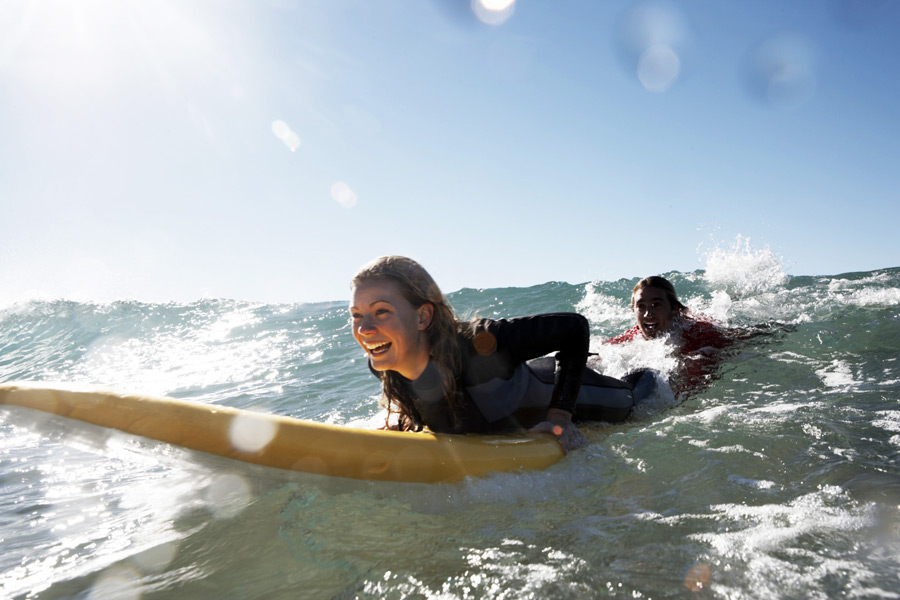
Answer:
[{"xmin": 377, "ymin": 313, "xmax": 647, "ymax": 434}]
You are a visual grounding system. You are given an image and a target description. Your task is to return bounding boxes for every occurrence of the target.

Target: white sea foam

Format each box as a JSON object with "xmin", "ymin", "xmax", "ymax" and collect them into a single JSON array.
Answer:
[
  {"xmin": 689, "ymin": 288, "xmax": 735, "ymax": 322},
  {"xmin": 587, "ymin": 335, "xmax": 679, "ymax": 381},
  {"xmin": 816, "ymin": 359, "xmax": 860, "ymax": 390},
  {"xmin": 576, "ymin": 285, "xmax": 632, "ymax": 331},
  {"xmin": 841, "ymin": 287, "xmax": 900, "ymax": 307},
  {"xmin": 702, "ymin": 235, "xmax": 790, "ymax": 296},
  {"xmin": 871, "ymin": 411, "xmax": 900, "ymax": 433},
  {"xmin": 727, "ymin": 474, "xmax": 777, "ymax": 490},
  {"xmin": 57, "ymin": 304, "xmax": 290, "ymax": 400},
  {"xmin": 687, "ymin": 488, "xmax": 876, "ymax": 596}
]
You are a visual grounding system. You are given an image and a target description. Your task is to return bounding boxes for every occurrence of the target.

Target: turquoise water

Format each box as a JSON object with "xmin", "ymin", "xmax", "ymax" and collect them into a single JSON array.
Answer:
[{"xmin": 2, "ymin": 249, "xmax": 899, "ymax": 599}]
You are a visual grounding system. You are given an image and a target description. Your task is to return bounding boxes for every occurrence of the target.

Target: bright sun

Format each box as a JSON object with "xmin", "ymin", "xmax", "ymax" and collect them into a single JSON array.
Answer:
[{"xmin": 1, "ymin": 0, "xmax": 223, "ymax": 99}]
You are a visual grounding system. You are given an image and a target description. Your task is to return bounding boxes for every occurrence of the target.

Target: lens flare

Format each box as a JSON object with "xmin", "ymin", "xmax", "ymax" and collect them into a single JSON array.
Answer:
[
  {"xmin": 472, "ymin": 0, "xmax": 516, "ymax": 26},
  {"xmin": 271, "ymin": 119, "xmax": 301, "ymax": 151},
  {"xmin": 684, "ymin": 562, "xmax": 712, "ymax": 591},
  {"xmin": 229, "ymin": 412, "xmax": 277, "ymax": 453},
  {"xmin": 88, "ymin": 566, "xmax": 142, "ymax": 600},
  {"xmin": 637, "ymin": 44, "xmax": 680, "ymax": 92},
  {"xmin": 204, "ymin": 473, "xmax": 251, "ymax": 519},
  {"xmin": 131, "ymin": 541, "xmax": 178, "ymax": 574},
  {"xmin": 615, "ymin": 0, "xmax": 689, "ymax": 92},
  {"xmin": 743, "ymin": 33, "xmax": 817, "ymax": 110},
  {"xmin": 330, "ymin": 181, "xmax": 358, "ymax": 208}
]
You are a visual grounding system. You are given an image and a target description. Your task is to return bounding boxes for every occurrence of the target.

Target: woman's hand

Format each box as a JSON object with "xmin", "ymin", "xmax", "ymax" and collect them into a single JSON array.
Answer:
[{"xmin": 528, "ymin": 408, "xmax": 589, "ymax": 454}]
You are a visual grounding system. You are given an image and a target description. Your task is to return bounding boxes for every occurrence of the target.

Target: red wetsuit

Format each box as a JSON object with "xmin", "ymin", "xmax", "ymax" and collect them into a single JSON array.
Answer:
[{"xmin": 605, "ymin": 315, "xmax": 736, "ymax": 395}]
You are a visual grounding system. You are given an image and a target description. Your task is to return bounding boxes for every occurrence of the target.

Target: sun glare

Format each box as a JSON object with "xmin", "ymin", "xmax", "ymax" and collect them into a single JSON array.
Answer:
[
  {"xmin": 3, "ymin": 0, "xmax": 134, "ymax": 91},
  {"xmin": 472, "ymin": 0, "xmax": 516, "ymax": 26},
  {"xmin": 2, "ymin": 0, "xmax": 237, "ymax": 109}
]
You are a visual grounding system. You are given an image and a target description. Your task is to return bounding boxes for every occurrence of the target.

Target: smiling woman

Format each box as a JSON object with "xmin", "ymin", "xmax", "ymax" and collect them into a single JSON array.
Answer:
[
  {"xmin": 348, "ymin": 256, "xmax": 656, "ymax": 453},
  {"xmin": 604, "ymin": 276, "xmax": 749, "ymax": 395},
  {"xmin": 350, "ymin": 278, "xmax": 434, "ymax": 380},
  {"xmin": 631, "ymin": 276, "xmax": 686, "ymax": 339}
]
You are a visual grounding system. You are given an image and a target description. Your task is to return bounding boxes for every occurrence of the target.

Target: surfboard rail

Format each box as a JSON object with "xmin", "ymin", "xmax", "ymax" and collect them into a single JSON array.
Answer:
[{"xmin": 0, "ymin": 381, "xmax": 564, "ymax": 483}]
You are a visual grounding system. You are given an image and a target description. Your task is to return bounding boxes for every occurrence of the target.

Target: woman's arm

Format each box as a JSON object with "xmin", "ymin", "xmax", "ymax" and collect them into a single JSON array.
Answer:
[
  {"xmin": 481, "ymin": 313, "xmax": 591, "ymax": 452},
  {"xmin": 483, "ymin": 313, "xmax": 590, "ymax": 414}
]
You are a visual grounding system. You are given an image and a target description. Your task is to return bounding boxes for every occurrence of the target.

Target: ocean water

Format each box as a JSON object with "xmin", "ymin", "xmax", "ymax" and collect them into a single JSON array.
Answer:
[{"xmin": 2, "ymin": 249, "xmax": 899, "ymax": 599}]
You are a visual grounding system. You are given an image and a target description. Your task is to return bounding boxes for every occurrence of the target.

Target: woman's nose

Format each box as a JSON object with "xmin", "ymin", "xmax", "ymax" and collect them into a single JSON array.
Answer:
[{"xmin": 357, "ymin": 315, "xmax": 376, "ymax": 333}]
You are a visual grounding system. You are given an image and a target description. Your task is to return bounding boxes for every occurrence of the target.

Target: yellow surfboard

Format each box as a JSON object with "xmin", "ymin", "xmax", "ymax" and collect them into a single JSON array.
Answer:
[{"xmin": 0, "ymin": 381, "xmax": 563, "ymax": 483}]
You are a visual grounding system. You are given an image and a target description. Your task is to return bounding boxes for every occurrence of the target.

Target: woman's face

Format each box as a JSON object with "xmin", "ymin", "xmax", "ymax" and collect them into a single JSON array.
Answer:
[
  {"xmin": 350, "ymin": 279, "xmax": 433, "ymax": 380},
  {"xmin": 632, "ymin": 286, "xmax": 675, "ymax": 339}
]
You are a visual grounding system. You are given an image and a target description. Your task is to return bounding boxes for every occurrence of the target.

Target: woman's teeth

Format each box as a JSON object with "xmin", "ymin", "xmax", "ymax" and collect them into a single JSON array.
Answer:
[{"xmin": 367, "ymin": 342, "xmax": 391, "ymax": 355}]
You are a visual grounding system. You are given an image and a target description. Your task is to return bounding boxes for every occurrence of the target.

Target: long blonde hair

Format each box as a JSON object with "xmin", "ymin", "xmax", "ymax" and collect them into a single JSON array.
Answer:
[{"xmin": 351, "ymin": 256, "xmax": 463, "ymax": 431}]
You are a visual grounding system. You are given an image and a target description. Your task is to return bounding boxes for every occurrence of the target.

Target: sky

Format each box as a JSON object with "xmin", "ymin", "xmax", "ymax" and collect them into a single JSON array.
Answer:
[{"xmin": 1, "ymin": 0, "xmax": 898, "ymax": 304}]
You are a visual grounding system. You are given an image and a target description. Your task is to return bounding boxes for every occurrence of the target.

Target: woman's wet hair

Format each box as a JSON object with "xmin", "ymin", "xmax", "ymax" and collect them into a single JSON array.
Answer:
[
  {"xmin": 630, "ymin": 276, "xmax": 687, "ymax": 312},
  {"xmin": 351, "ymin": 256, "xmax": 463, "ymax": 431}
]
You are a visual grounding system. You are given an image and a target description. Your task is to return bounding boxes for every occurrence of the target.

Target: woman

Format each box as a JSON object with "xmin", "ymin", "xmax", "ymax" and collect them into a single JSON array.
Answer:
[
  {"xmin": 605, "ymin": 276, "xmax": 736, "ymax": 393},
  {"xmin": 606, "ymin": 276, "xmax": 733, "ymax": 349},
  {"xmin": 349, "ymin": 256, "xmax": 646, "ymax": 453}
]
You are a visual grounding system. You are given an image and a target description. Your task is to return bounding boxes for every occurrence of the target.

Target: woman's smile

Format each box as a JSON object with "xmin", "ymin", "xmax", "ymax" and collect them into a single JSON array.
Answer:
[
  {"xmin": 364, "ymin": 340, "xmax": 391, "ymax": 355},
  {"xmin": 350, "ymin": 279, "xmax": 433, "ymax": 380},
  {"xmin": 632, "ymin": 286, "xmax": 675, "ymax": 339}
]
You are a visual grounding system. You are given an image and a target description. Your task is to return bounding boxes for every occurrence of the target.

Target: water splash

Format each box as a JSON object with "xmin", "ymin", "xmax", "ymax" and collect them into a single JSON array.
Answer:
[
  {"xmin": 576, "ymin": 285, "xmax": 632, "ymax": 332},
  {"xmin": 702, "ymin": 236, "xmax": 789, "ymax": 296},
  {"xmin": 588, "ymin": 336, "xmax": 679, "ymax": 382}
]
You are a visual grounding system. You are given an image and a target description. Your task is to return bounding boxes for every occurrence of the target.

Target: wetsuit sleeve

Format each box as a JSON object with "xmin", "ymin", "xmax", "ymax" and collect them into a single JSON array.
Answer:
[
  {"xmin": 478, "ymin": 313, "xmax": 590, "ymax": 414},
  {"xmin": 604, "ymin": 326, "xmax": 640, "ymax": 345}
]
